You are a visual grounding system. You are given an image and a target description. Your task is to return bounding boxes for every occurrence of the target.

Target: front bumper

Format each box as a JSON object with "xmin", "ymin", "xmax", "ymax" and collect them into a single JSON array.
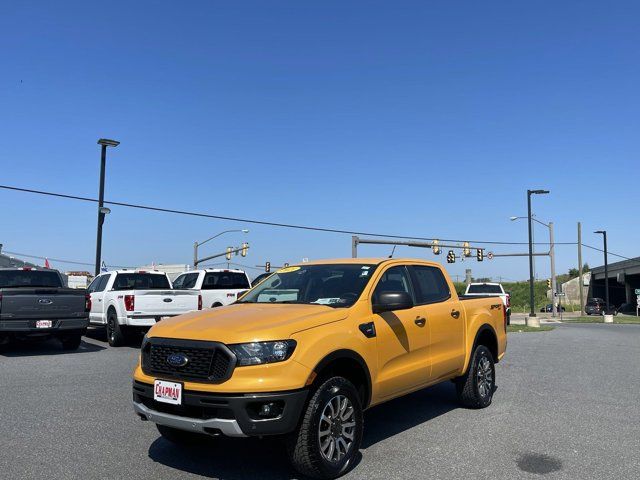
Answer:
[
  {"xmin": 132, "ymin": 381, "xmax": 308, "ymax": 437},
  {"xmin": 0, "ymin": 317, "xmax": 88, "ymax": 334}
]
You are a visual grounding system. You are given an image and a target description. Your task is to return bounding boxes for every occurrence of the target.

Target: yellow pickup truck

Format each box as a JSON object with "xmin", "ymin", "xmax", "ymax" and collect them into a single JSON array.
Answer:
[{"xmin": 132, "ymin": 258, "xmax": 507, "ymax": 479}]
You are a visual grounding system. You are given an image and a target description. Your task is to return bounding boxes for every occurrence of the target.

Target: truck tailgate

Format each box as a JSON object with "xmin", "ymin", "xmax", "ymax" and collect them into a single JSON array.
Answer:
[
  {"xmin": 0, "ymin": 288, "xmax": 87, "ymax": 320},
  {"xmin": 130, "ymin": 290, "xmax": 198, "ymax": 316}
]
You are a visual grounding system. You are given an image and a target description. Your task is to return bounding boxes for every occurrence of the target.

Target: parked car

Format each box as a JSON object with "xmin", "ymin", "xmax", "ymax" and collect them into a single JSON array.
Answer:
[
  {"xmin": 0, "ymin": 267, "xmax": 89, "ymax": 350},
  {"xmin": 88, "ymin": 270, "xmax": 201, "ymax": 346},
  {"xmin": 540, "ymin": 304, "xmax": 566, "ymax": 313},
  {"xmin": 133, "ymin": 258, "xmax": 507, "ymax": 479},
  {"xmin": 463, "ymin": 282, "xmax": 511, "ymax": 324},
  {"xmin": 172, "ymin": 269, "xmax": 251, "ymax": 308},
  {"xmin": 585, "ymin": 298, "xmax": 616, "ymax": 315}
]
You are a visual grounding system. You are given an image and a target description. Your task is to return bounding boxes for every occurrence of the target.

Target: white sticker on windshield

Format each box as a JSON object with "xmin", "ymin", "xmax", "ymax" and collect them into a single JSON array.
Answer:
[
  {"xmin": 360, "ymin": 270, "xmax": 370, "ymax": 277},
  {"xmin": 312, "ymin": 298, "xmax": 341, "ymax": 305}
]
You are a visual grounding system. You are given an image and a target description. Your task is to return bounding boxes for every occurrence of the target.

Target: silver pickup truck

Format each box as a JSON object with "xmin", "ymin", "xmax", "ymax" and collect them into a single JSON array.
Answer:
[{"xmin": 0, "ymin": 268, "xmax": 90, "ymax": 350}]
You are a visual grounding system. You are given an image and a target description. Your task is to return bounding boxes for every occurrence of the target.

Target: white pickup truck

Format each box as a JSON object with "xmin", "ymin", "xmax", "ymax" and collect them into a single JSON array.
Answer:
[
  {"xmin": 172, "ymin": 268, "xmax": 251, "ymax": 308},
  {"xmin": 88, "ymin": 270, "xmax": 201, "ymax": 346},
  {"xmin": 463, "ymin": 282, "xmax": 511, "ymax": 325}
]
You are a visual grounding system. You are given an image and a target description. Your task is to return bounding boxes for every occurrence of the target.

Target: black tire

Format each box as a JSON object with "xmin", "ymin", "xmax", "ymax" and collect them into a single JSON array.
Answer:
[
  {"xmin": 60, "ymin": 334, "xmax": 82, "ymax": 350},
  {"xmin": 106, "ymin": 310, "xmax": 126, "ymax": 347},
  {"xmin": 288, "ymin": 376, "xmax": 363, "ymax": 479},
  {"xmin": 455, "ymin": 345, "xmax": 495, "ymax": 409},
  {"xmin": 156, "ymin": 424, "xmax": 208, "ymax": 445},
  {"xmin": 211, "ymin": 302, "xmax": 223, "ymax": 308}
]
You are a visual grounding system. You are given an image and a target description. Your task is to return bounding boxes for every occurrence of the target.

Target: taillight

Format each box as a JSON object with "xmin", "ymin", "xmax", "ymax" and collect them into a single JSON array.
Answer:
[
  {"xmin": 506, "ymin": 294, "xmax": 511, "ymax": 308},
  {"xmin": 198, "ymin": 294, "xmax": 202, "ymax": 311},
  {"xmin": 85, "ymin": 294, "xmax": 91, "ymax": 312},
  {"xmin": 124, "ymin": 295, "xmax": 135, "ymax": 312}
]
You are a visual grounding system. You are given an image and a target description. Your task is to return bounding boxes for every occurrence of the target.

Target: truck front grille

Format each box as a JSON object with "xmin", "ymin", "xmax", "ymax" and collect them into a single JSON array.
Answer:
[{"xmin": 142, "ymin": 338, "xmax": 235, "ymax": 383}]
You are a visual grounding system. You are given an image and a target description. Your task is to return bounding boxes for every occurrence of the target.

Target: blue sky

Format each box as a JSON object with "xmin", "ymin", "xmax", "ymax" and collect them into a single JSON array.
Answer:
[{"xmin": 1, "ymin": 0, "xmax": 638, "ymax": 280}]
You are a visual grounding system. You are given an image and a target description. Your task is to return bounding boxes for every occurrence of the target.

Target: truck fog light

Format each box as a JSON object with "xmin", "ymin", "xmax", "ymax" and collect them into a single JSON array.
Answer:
[{"xmin": 251, "ymin": 401, "xmax": 284, "ymax": 419}]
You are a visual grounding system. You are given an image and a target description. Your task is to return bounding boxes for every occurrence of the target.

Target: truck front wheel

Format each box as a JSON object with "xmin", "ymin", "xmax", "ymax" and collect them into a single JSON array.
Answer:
[
  {"xmin": 288, "ymin": 376, "xmax": 363, "ymax": 479},
  {"xmin": 106, "ymin": 311, "xmax": 126, "ymax": 347},
  {"xmin": 455, "ymin": 345, "xmax": 495, "ymax": 409}
]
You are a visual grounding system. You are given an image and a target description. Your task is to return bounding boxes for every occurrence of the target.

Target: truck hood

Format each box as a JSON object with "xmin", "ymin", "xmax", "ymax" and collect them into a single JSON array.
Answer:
[{"xmin": 148, "ymin": 303, "xmax": 349, "ymax": 343}]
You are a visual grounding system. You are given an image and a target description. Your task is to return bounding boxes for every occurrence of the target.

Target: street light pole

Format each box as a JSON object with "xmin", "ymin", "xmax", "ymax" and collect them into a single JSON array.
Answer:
[
  {"xmin": 193, "ymin": 229, "xmax": 249, "ymax": 268},
  {"xmin": 526, "ymin": 189, "xmax": 549, "ymax": 325},
  {"xmin": 95, "ymin": 139, "xmax": 119, "ymax": 276},
  {"xmin": 595, "ymin": 230, "xmax": 609, "ymax": 313},
  {"xmin": 549, "ymin": 222, "xmax": 557, "ymax": 317}
]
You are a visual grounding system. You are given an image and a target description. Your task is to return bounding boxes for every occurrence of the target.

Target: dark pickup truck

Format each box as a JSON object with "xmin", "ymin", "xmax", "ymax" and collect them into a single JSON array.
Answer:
[{"xmin": 0, "ymin": 268, "xmax": 90, "ymax": 350}]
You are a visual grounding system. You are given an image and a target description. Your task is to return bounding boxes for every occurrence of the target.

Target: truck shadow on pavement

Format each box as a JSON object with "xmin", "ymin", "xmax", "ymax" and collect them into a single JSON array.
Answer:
[
  {"xmin": 147, "ymin": 381, "xmax": 461, "ymax": 479},
  {"xmin": 0, "ymin": 337, "xmax": 106, "ymax": 357}
]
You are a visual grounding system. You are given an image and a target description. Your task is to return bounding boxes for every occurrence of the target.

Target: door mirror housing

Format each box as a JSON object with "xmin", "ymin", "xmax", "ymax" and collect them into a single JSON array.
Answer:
[{"xmin": 372, "ymin": 291, "xmax": 414, "ymax": 314}]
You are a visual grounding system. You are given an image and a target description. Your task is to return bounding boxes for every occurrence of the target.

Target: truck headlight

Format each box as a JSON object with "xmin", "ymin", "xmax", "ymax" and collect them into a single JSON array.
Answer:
[{"xmin": 230, "ymin": 340, "xmax": 296, "ymax": 366}]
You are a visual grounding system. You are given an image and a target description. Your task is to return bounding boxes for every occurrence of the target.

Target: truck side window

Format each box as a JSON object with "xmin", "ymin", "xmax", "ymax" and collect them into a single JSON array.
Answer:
[
  {"xmin": 95, "ymin": 275, "xmax": 109, "ymax": 292},
  {"xmin": 173, "ymin": 273, "xmax": 198, "ymax": 289},
  {"xmin": 372, "ymin": 266, "xmax": 413, "ymax": 304},
  {"xmin": 409, "ymin": 266, "xmax": 451, "ymax": 304}
]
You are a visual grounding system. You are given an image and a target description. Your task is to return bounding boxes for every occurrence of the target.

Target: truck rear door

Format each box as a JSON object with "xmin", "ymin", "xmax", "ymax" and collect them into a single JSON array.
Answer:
[{"xmin": 408, "ymin": 265, "xmax": 465, "ymax": 381}]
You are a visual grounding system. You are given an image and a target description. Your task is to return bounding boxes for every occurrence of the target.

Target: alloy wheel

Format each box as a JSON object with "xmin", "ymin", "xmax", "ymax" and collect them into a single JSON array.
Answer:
[
  {"xmin": 318, "ymin": 394, "xmax": 356, "ymax": 464},
  {"xmin": 476, "ymin": 355, "xmax": 493, "ymax": 398}
]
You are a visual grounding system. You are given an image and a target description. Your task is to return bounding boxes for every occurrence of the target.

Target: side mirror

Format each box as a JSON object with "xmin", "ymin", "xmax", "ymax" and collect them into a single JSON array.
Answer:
[{"xmin": 373, "ymin": 291, "xmax": 414, "ymax": 314}]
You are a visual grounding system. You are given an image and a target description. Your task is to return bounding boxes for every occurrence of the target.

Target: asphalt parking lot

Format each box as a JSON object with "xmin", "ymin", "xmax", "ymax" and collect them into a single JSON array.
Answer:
[{"xmin": 1, "ymin": 324, "xmax": 639, "ymax": 480}]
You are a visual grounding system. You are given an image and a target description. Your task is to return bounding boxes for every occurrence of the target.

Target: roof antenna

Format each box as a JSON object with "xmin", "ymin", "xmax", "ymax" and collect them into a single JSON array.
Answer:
[{"xmin": 389, "ymin": 245, "xmax": 397, "ymax": 258}]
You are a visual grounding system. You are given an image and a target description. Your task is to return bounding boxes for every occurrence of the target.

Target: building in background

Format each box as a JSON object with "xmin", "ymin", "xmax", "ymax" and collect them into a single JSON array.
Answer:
[
  {"xmin": 589, "ymin": 257, "xmax": 640, "ymax": 307},
  {"xmin": 137, "ymin": 264, "xmax": 190, "ymax": 282},
  {"xmin": 66, "ymin": 271, "xmax": 93, "ymax": 289}
]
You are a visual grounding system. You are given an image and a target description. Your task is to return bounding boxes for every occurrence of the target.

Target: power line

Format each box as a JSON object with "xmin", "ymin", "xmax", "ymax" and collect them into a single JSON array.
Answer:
[
  {"xmin": 0, "ymin": 184, "xmax": 577, "ymax": 246},
  {"xmin": 2, "ymin": 249, "xmax": 131, "ymax": 269},
  {"xmin": 581, "ymin": 243, "xmax": 640, "ymax": 265}
]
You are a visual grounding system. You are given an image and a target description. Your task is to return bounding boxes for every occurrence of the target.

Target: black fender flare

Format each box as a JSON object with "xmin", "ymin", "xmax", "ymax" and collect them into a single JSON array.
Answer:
[{"xmin": 312, "ymin": 349, "xmax": 373, "ymax": 408}]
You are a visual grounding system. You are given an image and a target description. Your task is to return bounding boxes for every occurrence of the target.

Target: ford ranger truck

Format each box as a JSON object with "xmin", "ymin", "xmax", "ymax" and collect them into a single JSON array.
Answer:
[
  {"xmin": 132, "ymin": 259, "xmax": 507, "ymax": 479},
  {"xmin": 0, "ymin": 267, "xmax": 90, "ymax": 350}
]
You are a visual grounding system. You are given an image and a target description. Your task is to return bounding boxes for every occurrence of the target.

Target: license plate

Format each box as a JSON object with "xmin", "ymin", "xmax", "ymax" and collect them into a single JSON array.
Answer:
[
  {"xmin": 36, "ymin": 320, "xmax": 53, "ymax": 329},
  {"xmin": 154, "ymin": 380, "xmax": 182, "ymax": 405}
]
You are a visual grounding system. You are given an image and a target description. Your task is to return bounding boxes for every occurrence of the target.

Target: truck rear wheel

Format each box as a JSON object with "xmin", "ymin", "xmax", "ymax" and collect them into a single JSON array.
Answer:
[
  {"xmin": 455, "ymin": 345, "xmax": 495, "ymax": 409},
  {"xmin": 106, "ymin": 311, "xmax": 126, "ymax": 347},
  {"xmin": 60, "ymin": 334, "xmax": 82, "ymax": 350},
  {"xmin": 288, "ymin": 376, "xmax": 363, "ymax": 479}
]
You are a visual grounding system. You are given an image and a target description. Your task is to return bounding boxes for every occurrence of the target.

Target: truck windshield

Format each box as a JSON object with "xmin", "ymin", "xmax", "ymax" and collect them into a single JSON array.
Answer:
[
  {"xmin": 238, "ymin": 264, "xmax": 377, "ymax": 307},
  {"xmin": 467, "ymin": 284, "xmax": 503, "ymax": 294},
  {"xmin": 112, "ymin": 273, "xmax": 171, "ymax": 291},
  {"xmin": 0, "ymin": 270, "xmax": 63, "ymax": 288}
]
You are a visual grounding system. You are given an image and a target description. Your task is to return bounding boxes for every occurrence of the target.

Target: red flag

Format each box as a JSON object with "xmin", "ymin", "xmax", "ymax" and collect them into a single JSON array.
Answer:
[{"xmin": 44, "ymin": 258, "xmax": 51, "ymax": 269}]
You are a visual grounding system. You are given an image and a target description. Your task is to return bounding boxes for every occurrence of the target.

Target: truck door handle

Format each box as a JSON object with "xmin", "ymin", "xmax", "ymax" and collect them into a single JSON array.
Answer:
[
  {"xmin": 414, "ymin": 317, "xmax": 426, "ymax": 327},
  {"xmin": 451, "ymin": 310, "xmax": 460, "ymax": 319}
]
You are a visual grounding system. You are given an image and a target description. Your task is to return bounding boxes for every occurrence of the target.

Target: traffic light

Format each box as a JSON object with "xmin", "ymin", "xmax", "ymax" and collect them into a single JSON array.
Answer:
[
  {"xmin": 432, "ymin": 239, "xmax": 441, "ymax": 255},
  {"xmin": 463, "ymin": 242, "xmax": 471, "ymax": 257},
  {"xmin": 446, "ymin": 250, "xmax": 456, "ymax": 263},
  {"xmin": 476, "ymin": 249, "xmax": 484, "ymax": 262},
  {"xmin": 265, "ymin": 261, "xmax": 271, "ymax": 273},
  {"xmin": 226, "ymin": 247, "xmax": 232, "ymax": 261},
  {"xmin": 241, "ymin": 242, "xmax": 248, "ymax": 257},
  {"xmin": 547, "ymin": 278, "xmax": 551, "ymax": 289}
]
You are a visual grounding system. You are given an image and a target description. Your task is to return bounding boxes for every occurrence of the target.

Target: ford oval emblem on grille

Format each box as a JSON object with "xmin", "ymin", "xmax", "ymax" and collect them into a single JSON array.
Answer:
[
  {"xmin": 166, "ymin": 353, "xmax": 189, "ymax": 368},
  {"xmin": 163, "ymin": 298, "xmax": 173, "ymax": 303},
  {"xmin": 39, "ymin": 299, "xmax": 53, "ymax": 305}
]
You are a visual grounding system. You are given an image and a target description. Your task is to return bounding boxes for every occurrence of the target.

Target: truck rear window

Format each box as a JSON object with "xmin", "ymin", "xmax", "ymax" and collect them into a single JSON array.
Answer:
[
  {"xmin": 0, "ymin": 270, "xmax": 63, "ymax": 288},
  {"xmin": 467, "ymin": 284, "xmax": 503, "ymax": 294},
  {"xmin": 112, "ymin": 273, "xmax": 171, "ymax": 290},
  {"xmin": 202, "ymin": 272, "xmax": 250, "ymax": 290}
]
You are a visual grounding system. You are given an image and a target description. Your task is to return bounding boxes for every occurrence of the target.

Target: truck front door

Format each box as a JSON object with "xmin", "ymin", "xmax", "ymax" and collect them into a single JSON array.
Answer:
[
  {"xmin": 408, "ymin": 265, "xmax": 465, "ymax": 381},
  {"xmin": 89, "ymin": 274, "xmax": 110, "ymax": 324},
  {"xmin": 371, "ymin": 265, "xmax": 431, "ymax": 399}
]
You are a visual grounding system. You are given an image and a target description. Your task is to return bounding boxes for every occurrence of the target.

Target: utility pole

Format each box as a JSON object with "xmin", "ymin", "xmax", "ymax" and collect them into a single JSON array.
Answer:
[
  {"xmin": 594, "ymin": 230, "xmax": 609, "ymax": 313},
  {"xmin": 526, "ymin": 189, "xmax": 549, "ymax": 326},
  {"xmin": 577, "ymin": 222, "xmax": 584, "ymax": 316},
  {"xmin": 95, "ymin": 139, "xmax": 119, "ymax": 276},
  {"xmin": 549, "ymin": 222, "xmax": 557, "ymax": 317}
]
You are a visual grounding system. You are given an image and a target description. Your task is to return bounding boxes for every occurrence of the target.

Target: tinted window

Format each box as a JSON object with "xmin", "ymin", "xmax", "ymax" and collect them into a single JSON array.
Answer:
[
  {"xmin": 202, "ymin": 272, "xmax": 250, "ymax": 290},
  {"xmin": 467, "ymin": 284, "xmax": 503, "ymax": 294},
  {"xmin": 87, "ymin": 277, "xmax": 100, "ymax": 293},
  {"xmin": 173, "ymin": 273, "xmax": 199, "ymax": 289},
  {"xmin": 239, "ymin": 264, "xmax": 377, "ymax": 307},
  {"xmin": 0, "ymin": 270, "xmax": 63, "ymax": 288},
  {"xmin": 95, "ymin": 275, "xmax": 110, "ymax": 292},
  {"xmin": 372, "ymin": 266, "xmax": 413, "ymax": 303},
  {"xmin": 410, "ymin": 266, "xmax": 451, "ymax": 304},
  {"xmin": 112, "ymin": 273, "xmax": 170, "ymax": 291}
]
